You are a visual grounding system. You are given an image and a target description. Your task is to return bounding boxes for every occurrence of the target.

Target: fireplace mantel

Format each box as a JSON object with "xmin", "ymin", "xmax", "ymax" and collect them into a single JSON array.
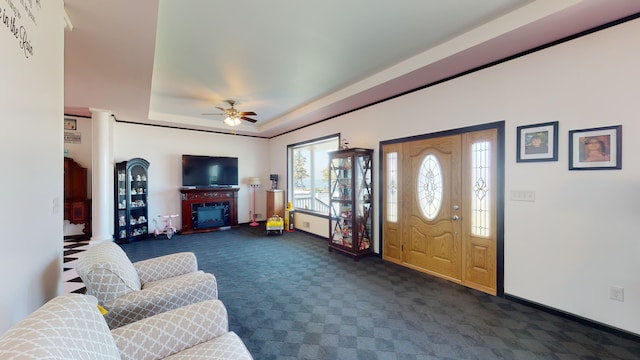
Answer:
[{"xmin": 180, "ymin": 187, "xmax": 239, "ymax": 234}]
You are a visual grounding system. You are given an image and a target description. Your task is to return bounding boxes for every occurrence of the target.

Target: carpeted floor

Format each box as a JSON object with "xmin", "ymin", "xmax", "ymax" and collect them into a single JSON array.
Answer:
[{"xmin": 118, "ymin": 225, "xmax": 640, "ymax": 360}]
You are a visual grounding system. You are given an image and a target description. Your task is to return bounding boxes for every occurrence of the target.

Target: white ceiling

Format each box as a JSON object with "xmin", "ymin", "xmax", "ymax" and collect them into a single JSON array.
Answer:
[{"xmin": 63, "ymin": 1, "xmax": 640, "ymax": 138}]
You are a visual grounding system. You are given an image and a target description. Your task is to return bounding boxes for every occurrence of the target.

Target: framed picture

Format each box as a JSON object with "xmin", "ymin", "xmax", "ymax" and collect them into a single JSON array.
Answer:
[
  {"xmin": 516, "ymin": 121, "xmax": 558, "ymax": 162},
  {"xmin": 569, "ymin": 125, "xmax": 622, "ymax": 170},
  {"xmin": 64, "ymin": 118, "xmax": 77, "ymax": 131}
]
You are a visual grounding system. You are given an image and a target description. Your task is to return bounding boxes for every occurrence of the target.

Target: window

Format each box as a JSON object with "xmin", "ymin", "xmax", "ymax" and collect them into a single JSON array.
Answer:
[
  {"xmin": 471, "ymin": 141, "xmax": 490, "ymax": 236},
  {"xmin": 417, "ymin": 154, "xmax": 443, "ymax": 220},
  {"xmin": 288, "ymin": 135, "xmax": 339, "ymax": 215},
  {"xmin": 386, "ymin": 151, "xmax": 398, "ymax": 222}
]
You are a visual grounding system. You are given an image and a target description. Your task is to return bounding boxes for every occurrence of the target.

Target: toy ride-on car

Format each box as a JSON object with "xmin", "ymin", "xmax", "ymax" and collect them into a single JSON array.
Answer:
[{"xmin": 266, "ymin": 215, "xmax": 284, "ymax": 235}]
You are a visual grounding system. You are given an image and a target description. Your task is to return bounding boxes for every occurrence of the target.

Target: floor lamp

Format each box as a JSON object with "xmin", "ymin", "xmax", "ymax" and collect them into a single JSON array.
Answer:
[{"xmin": 247, "ymin": 177, "xmax": 261, "ymax": 226}]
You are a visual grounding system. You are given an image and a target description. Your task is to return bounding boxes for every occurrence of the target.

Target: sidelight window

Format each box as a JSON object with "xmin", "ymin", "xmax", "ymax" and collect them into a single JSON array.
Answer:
[
  {"xmin": 471, "ymin": 141, "xmax": 490, "ymax": 236},
  {"xmin": 386, "ymin": 152, "xmax": 398, "ymax": 222}
]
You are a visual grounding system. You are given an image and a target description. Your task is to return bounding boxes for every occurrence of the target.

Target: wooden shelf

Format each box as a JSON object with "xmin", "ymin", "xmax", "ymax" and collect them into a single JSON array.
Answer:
[{"xmin": 266, "ymin": 189, "xmax": 285, "ymax": 219}]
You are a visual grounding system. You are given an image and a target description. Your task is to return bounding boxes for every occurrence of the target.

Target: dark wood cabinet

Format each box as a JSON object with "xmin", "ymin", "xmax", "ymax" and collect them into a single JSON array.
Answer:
[
  {"xmin": 180, "ymin": 188, "xmax": 239, "ymax": 234},
  {"xmin": 266, "ymin": 189, "xmax": 285, "ymax": 218},
  {"xmin": 64, "ymin": 157, "xmax": 91, "ymax": 236},
  {"xmin": 328, "ymin": 148, "xmax": 373, "ymax": 259},
  {"xmin": 114, "ymin": 158, "xmax": 149, "ymax": 243}
]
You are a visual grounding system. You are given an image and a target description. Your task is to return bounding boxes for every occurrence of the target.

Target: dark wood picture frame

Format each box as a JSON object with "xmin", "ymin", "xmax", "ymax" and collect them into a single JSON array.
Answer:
[
  {"xmin": 516, "ymin": 121, "xmax": 558, "ymax": 162},
  {"xmin": 569, "ymin": 125, "xmax": 622, "ymax": 170}
]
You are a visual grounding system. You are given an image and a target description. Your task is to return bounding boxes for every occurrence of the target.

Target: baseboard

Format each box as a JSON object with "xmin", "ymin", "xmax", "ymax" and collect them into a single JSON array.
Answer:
[{"xmin": 504, "ymin": 293, "xmax": 640, "ymax": 343}]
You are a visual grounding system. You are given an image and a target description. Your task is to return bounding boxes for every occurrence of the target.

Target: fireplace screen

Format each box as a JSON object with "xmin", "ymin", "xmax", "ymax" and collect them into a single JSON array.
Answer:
[{"xmin": 192, "ymin": 202, "xmax": 230, "ymax": 229}]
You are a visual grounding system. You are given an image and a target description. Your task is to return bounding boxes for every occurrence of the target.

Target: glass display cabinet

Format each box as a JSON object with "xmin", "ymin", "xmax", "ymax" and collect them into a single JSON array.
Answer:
[
  {"xmin": 114, "ymin": 158, "xmax": 149, "ymax": 243},
  {"xmin": 328, "ymin": 148, "xmax": 373, "ymax": 259}
]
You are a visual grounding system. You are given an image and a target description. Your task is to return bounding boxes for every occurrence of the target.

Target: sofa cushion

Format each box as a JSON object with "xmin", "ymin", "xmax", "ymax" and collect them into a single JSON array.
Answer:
[
  {"xmin": 104, "ymin": 272, "xmax": 217, "ymax": 329},
  {"xmin": 163, "ymin": 332, "xmax": 253, "ymax": 360},
  {"xmin": 0, "ymin": 294, "xmax": 120, "ymax": 360},
  {"xmin": 76, "ymin": 241, "xmax": 142, "ymax": 303},
  {"xmin": 111, "ymin": 299, "xmax": 252, "ymax": 360},
  {"xmin": 134, "ymin": 252, "xmax": 199, "ymax": 285}
]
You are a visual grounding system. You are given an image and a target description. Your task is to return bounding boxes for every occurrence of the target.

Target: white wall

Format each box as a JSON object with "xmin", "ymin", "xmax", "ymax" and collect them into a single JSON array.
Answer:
[
  {"xmin": 113, "ymin": 122, "xmax": 270, "ymax": 232},
  {"xmin": 269, "ymin": 19, "xmax": 640, "ymax": 335},
  {"xmin": 0, "ymin": 1, "xmax": 65, "ymax": 333}
]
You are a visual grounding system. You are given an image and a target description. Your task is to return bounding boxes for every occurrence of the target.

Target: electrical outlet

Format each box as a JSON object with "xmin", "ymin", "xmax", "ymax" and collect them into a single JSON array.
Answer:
[
  {"xmin": 609, "ymin": 286, "xmax": 624, "ymax": 302},
  {"xmin": 303, "ymin": 221, "xmax": 310, "ymax": 228}
]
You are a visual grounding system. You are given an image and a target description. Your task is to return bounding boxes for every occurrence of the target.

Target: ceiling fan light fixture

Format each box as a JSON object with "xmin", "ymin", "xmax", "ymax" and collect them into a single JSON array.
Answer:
[
  {"xmin": 224, "ymin": 116, "xmax": 241, "ymax": 126},
  {"xmin": 202, "ymin": 100, "xmax": 257, "ymax": 127}
]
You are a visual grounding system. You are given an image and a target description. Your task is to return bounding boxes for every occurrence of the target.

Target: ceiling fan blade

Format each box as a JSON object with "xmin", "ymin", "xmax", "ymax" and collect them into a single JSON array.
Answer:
[
  {"xmin": 239, "ymin": 111, "xmax": 257, "ymax": 116},
  {"xmin": 215, "ymin": 106, "xmax": 227, "ymax": 112},
  {"xmin": 241, "ymin": 116, "xmax": 257, "ymax": 123}
]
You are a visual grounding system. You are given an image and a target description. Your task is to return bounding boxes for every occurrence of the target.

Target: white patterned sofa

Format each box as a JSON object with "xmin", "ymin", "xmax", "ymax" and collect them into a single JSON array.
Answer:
[
  {"xmin": 0, "ymin": 293, "xmax": 253, "ymax": 359},
  {"xmin": 76, "ymin": 241, "xmax": 218, "ymax": 329}
]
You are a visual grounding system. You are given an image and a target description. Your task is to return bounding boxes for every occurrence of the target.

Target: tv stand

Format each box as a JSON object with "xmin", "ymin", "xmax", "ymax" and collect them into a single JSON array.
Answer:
[{"xmin": 180, "ymin": 187, "xmax": 239, "ymax": 234}]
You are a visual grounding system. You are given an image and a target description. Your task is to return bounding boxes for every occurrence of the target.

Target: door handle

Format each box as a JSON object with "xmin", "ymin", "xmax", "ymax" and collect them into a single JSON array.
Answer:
[{"xmin": 452, "ymin": 215, "xmax": 459, "ymax": 221}]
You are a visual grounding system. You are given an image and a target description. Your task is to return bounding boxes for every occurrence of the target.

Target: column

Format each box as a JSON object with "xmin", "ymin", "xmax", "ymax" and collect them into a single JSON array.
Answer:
[{"xmin": 90, "ymin": 108, "xmax": 114, "ymax": 242}]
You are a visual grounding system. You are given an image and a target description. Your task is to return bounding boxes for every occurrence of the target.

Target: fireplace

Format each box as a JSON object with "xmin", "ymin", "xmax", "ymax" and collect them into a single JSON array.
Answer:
[
  {"xmin": 180, "ymin": 187, "xmax": 239, "ymax": 234},
  {"xmin": 192, "ymin": 203, "xmax": 229, "ymax": 229}
]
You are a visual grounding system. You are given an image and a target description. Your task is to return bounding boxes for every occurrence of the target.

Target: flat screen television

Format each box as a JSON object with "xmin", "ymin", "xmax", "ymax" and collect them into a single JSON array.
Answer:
[{"xmin": 182, "ymin": 155, "xmax": 239, "ymax": 187}]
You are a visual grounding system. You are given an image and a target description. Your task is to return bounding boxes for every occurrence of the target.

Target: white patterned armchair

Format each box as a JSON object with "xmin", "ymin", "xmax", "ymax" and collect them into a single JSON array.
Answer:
[
  {"xmin": 76, "ymin": 241, "xmax": 218, "ymax": 329},
  {"xmin": 0, "ymin": 294, "xmax": 253, "ymax": 359}
]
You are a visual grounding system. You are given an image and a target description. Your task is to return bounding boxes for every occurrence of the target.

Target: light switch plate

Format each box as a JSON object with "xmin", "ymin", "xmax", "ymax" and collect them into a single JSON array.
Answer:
[{"xmin": 510, "ymin": 190, "xmax": 536, "ymax": 202}]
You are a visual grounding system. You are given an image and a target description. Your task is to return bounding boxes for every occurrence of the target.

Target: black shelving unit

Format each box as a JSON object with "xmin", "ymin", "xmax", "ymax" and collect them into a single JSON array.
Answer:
[
  {"xmin": 328, "ymin": 148, "xmax": 373, "ymax": 259},
  {"xmin": 114, "ymin": 158, "xmax": 150, "ymax": 243}
]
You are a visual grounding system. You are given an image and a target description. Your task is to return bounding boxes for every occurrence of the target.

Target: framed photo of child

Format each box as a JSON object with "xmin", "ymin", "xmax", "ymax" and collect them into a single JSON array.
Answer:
[
  {"xmin": 516, "ymin": 121, "xmax": 558, "ymax": 162},
  {"xmin": 569, "ymin": 125, "xmax": 621, "ymax": 170}
]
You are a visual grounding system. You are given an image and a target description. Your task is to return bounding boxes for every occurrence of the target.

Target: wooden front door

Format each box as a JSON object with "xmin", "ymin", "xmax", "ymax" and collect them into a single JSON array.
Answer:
[
  {"xmin": 403, "ymin": 135, "xmax": 462, "ymax": 281},
  {"xmin": 382, "ymin": 128, "xmax": 498, "ymax": 295}
]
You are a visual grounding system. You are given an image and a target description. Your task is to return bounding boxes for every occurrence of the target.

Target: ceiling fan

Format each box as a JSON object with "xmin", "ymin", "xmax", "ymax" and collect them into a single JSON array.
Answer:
[{"xmin": 202, "ymin": 100, "xmax": 257, "ymax": 126}]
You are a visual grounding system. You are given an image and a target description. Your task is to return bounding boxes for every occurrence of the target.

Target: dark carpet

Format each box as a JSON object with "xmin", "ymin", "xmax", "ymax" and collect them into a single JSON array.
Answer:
[{"xmin": 119, "ymin": 225, "xmax": 640, "ymax": 360}]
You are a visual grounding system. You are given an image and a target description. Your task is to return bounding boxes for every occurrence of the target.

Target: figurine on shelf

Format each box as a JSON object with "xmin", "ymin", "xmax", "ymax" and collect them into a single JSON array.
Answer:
[
  {"xmin": 340, "ymin": 139, "xmax": 349, "ymax": 150},
  {"xmin": 270, "ymin": 174, "xmax": 278, "ymax": 189}
]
